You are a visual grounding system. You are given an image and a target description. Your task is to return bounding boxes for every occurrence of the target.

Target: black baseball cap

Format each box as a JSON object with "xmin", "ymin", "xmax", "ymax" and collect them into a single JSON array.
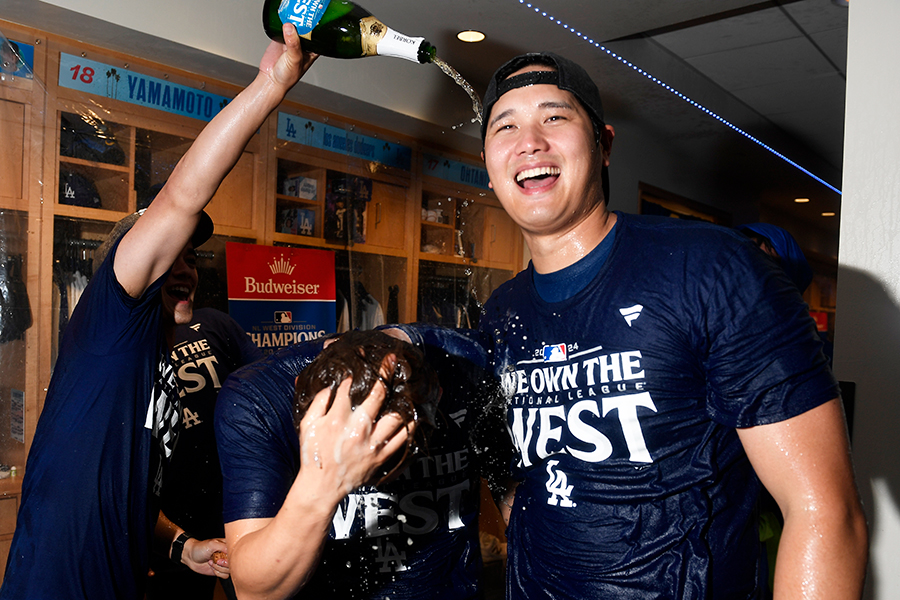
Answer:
[{"xmin": 481, "ymin": 52, "xmax": 610, "ymax": 202}]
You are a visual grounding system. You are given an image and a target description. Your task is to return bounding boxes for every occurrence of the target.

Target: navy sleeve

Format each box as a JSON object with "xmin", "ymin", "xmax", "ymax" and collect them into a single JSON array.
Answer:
[
  {"xmin": 702, "ymin": 240, "xmax": 839, "ymax": 427},
  {"xmin": 215, "ymin": 340, "xmax": 323, "ymax": 523},
  {"xmin": 69, "ymin": 236, "xmax": 169, "ymax": 356}
]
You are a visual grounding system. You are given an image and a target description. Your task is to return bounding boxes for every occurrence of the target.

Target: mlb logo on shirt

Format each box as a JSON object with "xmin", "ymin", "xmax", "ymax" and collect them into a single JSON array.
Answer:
[{"xmin": 542, "ymin": 344, "xmax": 567, "ymax": 362}]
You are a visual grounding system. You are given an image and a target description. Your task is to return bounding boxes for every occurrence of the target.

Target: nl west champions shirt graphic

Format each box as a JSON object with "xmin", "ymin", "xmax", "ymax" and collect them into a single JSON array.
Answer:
[
  {"xmin": 499, "ymin": 304, "xmax": 655, "ymax": 508},
  {"xmin": 330, "ymin": 440, "xmax": 475, "ymax": 574}
]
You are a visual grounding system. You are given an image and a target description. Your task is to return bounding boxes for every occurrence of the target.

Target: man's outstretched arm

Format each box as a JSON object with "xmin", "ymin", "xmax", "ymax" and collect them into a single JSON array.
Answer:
[
  {"xmin": 738, "ymin": 398, "xmax": 868, "ymax": 599},
  {"xmin": 115, "ymin": 24, "xmax": 317, "ymax": 298}
]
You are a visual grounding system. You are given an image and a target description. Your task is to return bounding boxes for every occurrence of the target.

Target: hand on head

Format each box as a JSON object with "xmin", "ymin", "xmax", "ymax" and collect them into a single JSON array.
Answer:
[
  {"xmin": 298, "ymin": 372, "xmax": 412, "ymax": 496},
  {"xmin": 294, "ymin": 330, "xmax": 440, "ymax": 492}
]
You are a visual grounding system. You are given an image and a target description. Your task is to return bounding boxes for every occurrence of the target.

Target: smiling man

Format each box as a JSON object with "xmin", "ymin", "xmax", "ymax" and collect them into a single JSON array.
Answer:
[
  {"xmin": 477, "ymin": 52, "xmax": 868, "ymax": 599},
  {"xmin": 1, "ymin": 24, "xmax": 319, "ymax": 600}
]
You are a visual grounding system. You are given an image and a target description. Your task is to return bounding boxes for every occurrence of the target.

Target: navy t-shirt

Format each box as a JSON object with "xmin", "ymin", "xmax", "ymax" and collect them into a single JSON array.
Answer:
[
  {"xmin": 161, "ymin": 308, "xmax": 262, "ymax": 540},
  {"xmin": 215, "ymin": 325, "xmax": 508, "ymax": 600},
  {"xmin": 479, "ymin": 212, "xmax": 838, "ymax": 599},
  {"xmin": 2, "ymin": 239, "xmax": 176, "ymax": 600}
]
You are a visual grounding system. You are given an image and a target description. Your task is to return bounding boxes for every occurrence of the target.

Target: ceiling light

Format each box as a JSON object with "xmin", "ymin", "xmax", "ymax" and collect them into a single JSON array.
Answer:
[
  {"xmin": 822, "ymin": 212, "xmax": 836, "ymax": 217},
  {"xmin": 794, "ymin": 198, "xmax": 810, "ymax": 203},
  {"xmin": 457, "ymin": 30, "xmax": 485, "ymax": 43}
]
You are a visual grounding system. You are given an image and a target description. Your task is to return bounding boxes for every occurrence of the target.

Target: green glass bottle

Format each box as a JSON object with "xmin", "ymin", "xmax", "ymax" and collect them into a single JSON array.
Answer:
[{"xmin": 263, "ymin": 0, "xmax": 437, "ymax": 64}]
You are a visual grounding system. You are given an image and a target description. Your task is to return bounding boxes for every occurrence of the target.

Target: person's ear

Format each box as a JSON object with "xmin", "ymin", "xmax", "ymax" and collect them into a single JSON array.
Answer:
[
  {"xmin": 481, "ymin": 151, "xmax": 493, "ymax": 189},
  {"xmin": 600, "ymin": 124, "xmax": 615, "ymax": 167}
]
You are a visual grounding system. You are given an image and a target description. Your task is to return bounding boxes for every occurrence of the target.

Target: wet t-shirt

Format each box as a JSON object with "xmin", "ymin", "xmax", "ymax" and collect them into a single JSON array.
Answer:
[
  {"xmin": 216, "ymin": 325, "xmax": 507, "ymax": 599},
  {"xmin": 480, "ymin": 212, "xmax": 838, "ymax": 600},
  {"xmin": 3, "ymin": 239, "xmax": 175, "ymax": 600}
]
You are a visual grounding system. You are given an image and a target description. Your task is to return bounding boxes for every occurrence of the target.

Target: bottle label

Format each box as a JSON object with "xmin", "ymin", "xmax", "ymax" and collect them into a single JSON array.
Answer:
[
  {"xmin": 371, "ymin": 22, "xmax": 425, "ymax": 63},
  {"xmin": 278, "ymin": 0, "xmax": 331, "ymax": 36}
]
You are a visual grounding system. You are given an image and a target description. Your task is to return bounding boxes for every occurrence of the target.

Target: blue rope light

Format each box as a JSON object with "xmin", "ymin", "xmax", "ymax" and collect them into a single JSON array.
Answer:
[{"xmin": 516, "ymin": 0, "xmax": 842, "ymax": 196}]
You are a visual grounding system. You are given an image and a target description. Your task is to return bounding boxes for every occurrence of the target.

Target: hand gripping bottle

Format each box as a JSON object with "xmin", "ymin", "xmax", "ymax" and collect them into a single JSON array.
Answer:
[{"xmin": 263, "ymin": 0, "xmax": 437, "ymax": 63}]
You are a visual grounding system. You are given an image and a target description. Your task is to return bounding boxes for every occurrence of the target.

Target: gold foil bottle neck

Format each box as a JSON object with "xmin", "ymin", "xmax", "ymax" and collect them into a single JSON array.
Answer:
[{"xmin": 360, "ymin": 16, "xmax": 387, "ymax": 57}]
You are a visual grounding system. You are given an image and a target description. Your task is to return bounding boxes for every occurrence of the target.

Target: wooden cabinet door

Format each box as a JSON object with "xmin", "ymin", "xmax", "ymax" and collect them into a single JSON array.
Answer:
[
  {"xmin": 0, "ymin": 96, "xmax": 26, "ymax": 209},
  {"xmin": 482, "ymin": 205, "xmax": 517, "ymax": 266},
  {"xmin": 0, "ymin": 495, "xmax": 18, "ymax": 587},
  {"xmin": 365, "ymin": 181, "xmax": 407, "ymax": 250}
]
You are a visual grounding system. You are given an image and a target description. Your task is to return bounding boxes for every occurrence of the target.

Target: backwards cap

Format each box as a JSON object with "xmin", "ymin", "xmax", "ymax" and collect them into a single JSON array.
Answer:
[{"xmin": 480, "ymin": 52, "xmax": 610, "ymax": 202}]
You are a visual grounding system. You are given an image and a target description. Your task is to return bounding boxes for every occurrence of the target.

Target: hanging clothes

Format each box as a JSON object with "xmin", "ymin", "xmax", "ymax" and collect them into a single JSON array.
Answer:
[
  {"xmin": 0, "ymin": 254, "xmax": 33, "ymax": 343},
  {"xmin": 67, "ymin": 270, "xmax": 89, "ymax": 319},
  {"xmin": 417, "ymin": 272, "xmax": 482, "ymax": 329},
  {"xmin": 53, "ymin": 238, "xmax": 99, "ymax": 353},
  {"xmin": 357, "ymin": 291, "xmax": 385, "ymax": 331}
]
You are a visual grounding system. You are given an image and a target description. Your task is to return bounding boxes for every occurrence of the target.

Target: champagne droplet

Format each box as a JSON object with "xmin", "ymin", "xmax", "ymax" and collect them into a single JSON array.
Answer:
[{"xmin": 432, "ymin": 56, "xmax": 483, "ymax": 126}]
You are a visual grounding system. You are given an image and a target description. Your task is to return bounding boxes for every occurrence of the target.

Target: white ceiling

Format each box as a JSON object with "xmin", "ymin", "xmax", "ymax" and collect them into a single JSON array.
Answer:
[
  {"xmin": 2, "ymin": 0, "xmax": 848, "ymax": 236},
  {"xmin": 651, "ymin": 1, "xmax": 847, "ymax": 171}
]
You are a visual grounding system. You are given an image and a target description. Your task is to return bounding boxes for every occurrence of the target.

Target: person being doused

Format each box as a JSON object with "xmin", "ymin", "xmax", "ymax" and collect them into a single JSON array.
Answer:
[
  {"xmin": 291, "ymin": 330, "xmax": 441, "ymax": 487},
  {"xmin": 217, "ymin": 325, "xmax": 509, "ymax": 600}
]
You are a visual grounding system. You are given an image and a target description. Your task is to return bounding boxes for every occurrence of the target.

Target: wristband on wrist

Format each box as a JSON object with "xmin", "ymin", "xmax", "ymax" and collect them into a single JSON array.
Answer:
[{"xmin": 170, "ymin": 532, "xmax": 191, "ymax": 564}]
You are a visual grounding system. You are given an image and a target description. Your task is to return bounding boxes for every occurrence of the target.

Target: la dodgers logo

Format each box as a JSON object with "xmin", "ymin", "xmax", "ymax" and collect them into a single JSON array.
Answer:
[{"xmin": 545, "ymin": 460, "xmax": 575, "ymax": 507}]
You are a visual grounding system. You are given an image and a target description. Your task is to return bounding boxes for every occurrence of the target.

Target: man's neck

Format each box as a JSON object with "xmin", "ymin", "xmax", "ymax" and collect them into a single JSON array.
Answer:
[{"xmin": 527, "ymin": 207, "xmax": 617, "ymax": 274}]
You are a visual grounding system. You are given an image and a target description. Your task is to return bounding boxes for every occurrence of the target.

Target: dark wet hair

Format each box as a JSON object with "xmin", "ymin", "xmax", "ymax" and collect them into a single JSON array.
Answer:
[{"xmin": 293, "ymin": 329, "xmax": 440, "ymax": 484}]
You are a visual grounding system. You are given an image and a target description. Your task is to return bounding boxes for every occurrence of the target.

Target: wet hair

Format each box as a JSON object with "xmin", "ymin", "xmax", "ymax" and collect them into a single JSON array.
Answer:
[{"xmin": 293, "ymin": 329, "xmax": 440, "ymax": 484}]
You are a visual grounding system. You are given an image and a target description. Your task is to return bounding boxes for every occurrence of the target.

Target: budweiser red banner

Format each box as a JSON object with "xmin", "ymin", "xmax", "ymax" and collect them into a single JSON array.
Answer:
[{"xmin": 226, "ymin": 242, "xmax": 336, "ymax": 353}]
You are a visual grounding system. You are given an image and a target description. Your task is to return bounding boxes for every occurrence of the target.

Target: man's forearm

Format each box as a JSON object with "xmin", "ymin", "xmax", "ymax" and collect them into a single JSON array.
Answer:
[
  {"xmin": 113, "ymin": 29, "xmax": 311, "ymax": 296},
  {"xmin": 228, "ymin": 472, "xmax": 342, "ymax": 600},
  {"xmin": 773, "ymin": 496, "xmax": 868, "ymax": 598},
  {"xmin": 153, "ymin": 510, "xmax": 181, "ymax": 559},
  {"xmin": 164, "ymin": 69, "xmax": 291, "ymax": 217}
]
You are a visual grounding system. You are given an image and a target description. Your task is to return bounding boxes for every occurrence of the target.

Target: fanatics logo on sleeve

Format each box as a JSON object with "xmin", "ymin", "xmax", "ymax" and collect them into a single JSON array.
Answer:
[
  {"xmin": 619, "ymin": 304, "xmax": 643, "ymax": 327},
  {"xmin": 449, "ymin": 408, "xmax": 467, "ymax": 427}
]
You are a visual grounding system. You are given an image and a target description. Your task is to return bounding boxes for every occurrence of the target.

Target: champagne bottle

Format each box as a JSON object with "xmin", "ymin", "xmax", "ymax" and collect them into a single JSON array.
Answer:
[{"xmin": 263, "ymin": 0, "xmax": 437, "ymax": 64}]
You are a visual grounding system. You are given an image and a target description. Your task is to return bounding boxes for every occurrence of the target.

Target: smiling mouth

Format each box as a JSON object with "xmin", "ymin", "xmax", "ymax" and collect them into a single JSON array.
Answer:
[
  {"xmin": 167, "ymin": 285, "xmax": 192, "ymax": 302},
  {"xmin": 516, "ymin": 166, "xmax": 561, "ymax": 189}
]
